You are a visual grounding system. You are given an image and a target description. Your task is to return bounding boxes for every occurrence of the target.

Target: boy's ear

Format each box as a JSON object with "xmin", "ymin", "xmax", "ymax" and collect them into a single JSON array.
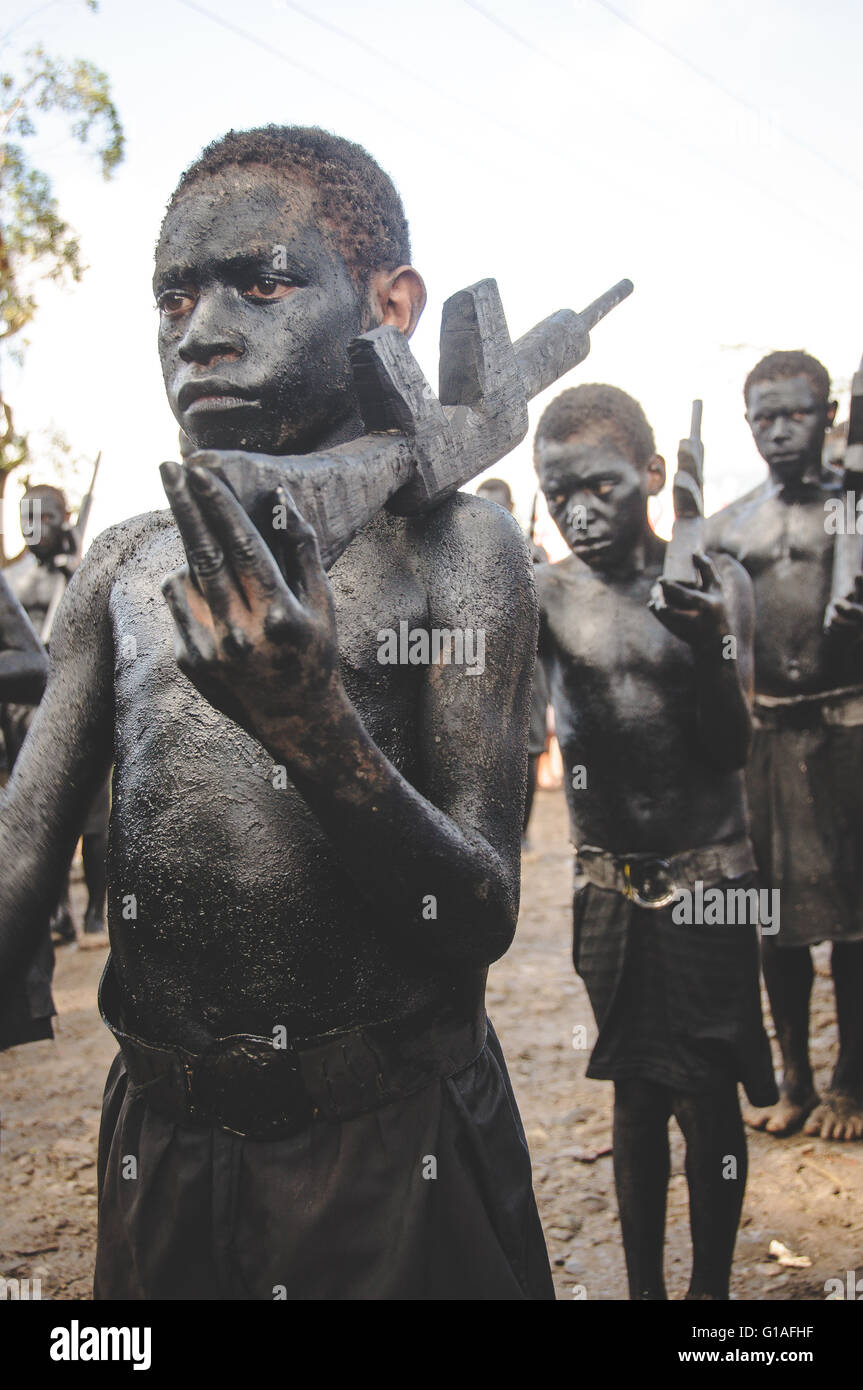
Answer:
[
  {"xmin": 369, "ymin": 265, "xmax": 427, "ymax": 338},
  {"xmin": 646, "ymin": 453, "xmax": 666, "ymax": 496},
  {"xmin": 827, "ymin": 398, "xmax": 839, "ymax": 426}
]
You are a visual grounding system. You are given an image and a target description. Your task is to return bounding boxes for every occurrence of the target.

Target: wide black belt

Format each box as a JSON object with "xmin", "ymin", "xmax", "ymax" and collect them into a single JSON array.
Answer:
[
  {"xmin": 575, "ymin": 837, "xmax": 756, "ymax": 909},
  {"xmin": 98, "ymin": 957, "xmax": 486, "ymax": 1140}
]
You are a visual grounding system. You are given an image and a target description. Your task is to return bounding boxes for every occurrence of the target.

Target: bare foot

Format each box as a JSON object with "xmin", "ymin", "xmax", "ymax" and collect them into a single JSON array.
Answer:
[
  {"xmin": 803, "ymin": 1093, "xmax": 863, "ymax": 1141},
  {"xmin": 743, "ymin": 1089, "xmax": 818, "ymax": 1136}
]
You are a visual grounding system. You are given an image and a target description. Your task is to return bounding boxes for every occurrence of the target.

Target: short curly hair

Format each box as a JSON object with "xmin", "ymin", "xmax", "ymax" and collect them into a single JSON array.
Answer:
[
  {"xmin": 744, "ymin": 350, "xmax": 830, "ymax": 405},
  {"xmin": 163, "ymin": 125, "xmax": 411, "ymax": 286},
  {"xmin": 535, "ymin": 383, "xmax": 656, "ymax": 468}
]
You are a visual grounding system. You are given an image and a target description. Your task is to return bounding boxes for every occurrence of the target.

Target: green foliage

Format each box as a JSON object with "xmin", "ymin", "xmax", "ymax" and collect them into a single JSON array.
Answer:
[
  {"xmin": 0, "ymin": 2, "xmax": 124, "ymax": 559},
  {"xmin": 1, "ymin": 37, "xmax": 125, "ymax": 344}
]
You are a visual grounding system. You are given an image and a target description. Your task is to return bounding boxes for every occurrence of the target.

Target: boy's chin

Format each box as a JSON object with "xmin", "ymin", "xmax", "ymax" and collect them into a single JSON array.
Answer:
[
  {"xmin": 570, "ymin": 538, "xmax": 612, "ymax": 565},
  {"xmin": 181, "ymin": 417, "xmax": 283, "ymax": 456},
  {"xmin": 764, "ymin": 452, "xmax": 815, "ymax": 481}
]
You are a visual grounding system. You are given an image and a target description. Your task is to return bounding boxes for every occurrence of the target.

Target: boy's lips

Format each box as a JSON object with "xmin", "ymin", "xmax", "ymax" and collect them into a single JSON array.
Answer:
[
  {"xmin": 178, "ymin": 378, "xmax": 260, "ymax": 413},
  {"xmin": 184, "ymin": 395, "xmax": 261, "ymax": 415},
  {"xmin": 572, "ymin": 534, "xmax": 609, "ymax": 549}
]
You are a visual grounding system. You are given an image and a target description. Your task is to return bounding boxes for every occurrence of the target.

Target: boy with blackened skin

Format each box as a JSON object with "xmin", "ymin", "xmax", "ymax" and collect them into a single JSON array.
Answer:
[
  {"xmin": 535, "ymin": 384, "xmax": 776, "ymax": 1300},
  {"xmin": 0, "ymin": 126, "xmax": 553, "ymax": 1301},
  {"xmin": 3, "ymin": 484, "xmax": 110, "ymax": 954},
  {"xmin": 706, "ymin": 351, "xmax": 863, "ymax": 1142}
]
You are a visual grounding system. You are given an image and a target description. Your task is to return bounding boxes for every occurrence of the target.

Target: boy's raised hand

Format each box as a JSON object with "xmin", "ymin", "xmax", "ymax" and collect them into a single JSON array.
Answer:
[
  {"xmin": 824, "ymin": 573, "xmax": 863, "ymax": 638},
  {"xmin": 159, "ymin": 461, "xmax": 341, "ymax": 747},
  {"xmin": 648, "ymin": 552, "xmax": 730, "ymax": 651}
]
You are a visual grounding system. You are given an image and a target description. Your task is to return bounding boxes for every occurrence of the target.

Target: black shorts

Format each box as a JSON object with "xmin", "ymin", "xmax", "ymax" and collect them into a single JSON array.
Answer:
[
  {"xmin": 94, "ymin": 1020, "xmax": 555, "ymax": 1301},
  {"xmin": 572, "ymin": 875, "xmax": 777, "ymax": 1106}
]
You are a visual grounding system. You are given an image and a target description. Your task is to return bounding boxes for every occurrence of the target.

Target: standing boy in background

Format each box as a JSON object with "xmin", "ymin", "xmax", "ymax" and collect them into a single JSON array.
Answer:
[
  {"xmin": 707, "ymin": 351, "xmax": 863, "ymax": 1141},
  {"xmin": 535, "ymin": 383, "xmax": 776, "ymax": 1299}
]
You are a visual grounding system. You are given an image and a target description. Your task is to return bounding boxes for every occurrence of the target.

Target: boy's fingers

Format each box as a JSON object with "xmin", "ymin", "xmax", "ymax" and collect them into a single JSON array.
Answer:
[
  {"xmin": 160, "ymin": 462, "xmax": 238, "ymax": 622},
  {"xmin": 693, "ymin": 552, "xmax": 720, "ymax": 590},
  {"xmin": 833, "ymin": 597, "xmax": 863, "ymax": 624},
  {"xmin": 657, "ymin": 577, "xmax": 702, "ymax": 612},
  {"xmin": 187, "ymin": 467, "xmax": 291, "ymax": 606},
  {"xmin": 271, "ymin": 486, "xmax": 329, "ymax": 608},
  {"xmin": 161, "ymin": 571, "xmax": 217, "ymax": 668}
]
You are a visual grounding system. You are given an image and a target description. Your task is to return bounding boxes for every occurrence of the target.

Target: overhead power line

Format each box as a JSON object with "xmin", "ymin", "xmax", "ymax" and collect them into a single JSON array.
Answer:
[
  {"xmin": 462, "ymin": 0, "xmax": 861, "ymax": 255},
  {"xmin": 590, "ymin": 0, "xmax": 863, "ymax": 196}
]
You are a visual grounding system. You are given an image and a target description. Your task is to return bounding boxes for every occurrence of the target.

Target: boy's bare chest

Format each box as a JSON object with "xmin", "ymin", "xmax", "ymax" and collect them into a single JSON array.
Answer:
[
  {"xmin": 546, "ymin": 574, "xmax": 677, "ymax": 681},
  {"xmin": 6, "ymin": 558, "xmax": 61, "ymax": 626},
  {"xmin": 108, "ymin": 525, "xmax": 429, "ymax": 774},
  {"xmin": 722, "ymin": 496, "xmax": 833, "ymax": 578},
  {"xmin": 543, "ymin": 574, "xmax": 693, "ymax": 745}
]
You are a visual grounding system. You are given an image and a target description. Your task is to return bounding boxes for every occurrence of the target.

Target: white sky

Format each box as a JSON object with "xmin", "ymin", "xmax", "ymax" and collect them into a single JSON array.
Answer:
[{"xmin": 3, "ymin": 0, "xmax": 863, "ymax": 559}]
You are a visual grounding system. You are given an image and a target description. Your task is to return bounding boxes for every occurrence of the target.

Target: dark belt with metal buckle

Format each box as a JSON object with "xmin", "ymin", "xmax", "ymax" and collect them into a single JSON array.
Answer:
[
  {"xmin": 575, "ymin": 837, "xmax": 756, "ymax": 910},
  {"xmin": 98, "ymin": 957, "xmax": 486, "ymax": 1139},
  {"xmin": 621, "ymin": 857, "xmax": 678, "ymax": 909}
]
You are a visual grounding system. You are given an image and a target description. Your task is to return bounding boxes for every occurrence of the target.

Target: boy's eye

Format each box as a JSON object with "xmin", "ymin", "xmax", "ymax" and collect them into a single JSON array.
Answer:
[
  {"xmin": 158, "ymin": 289, "xmax": 195, "ymax": 316},
  {"xmin": 242, "ymin": 276, "xmax": 295, "ymax": 302},
  {"xmin": 596, "ymin": 482, "xmax": 614, "ymax": 497}
]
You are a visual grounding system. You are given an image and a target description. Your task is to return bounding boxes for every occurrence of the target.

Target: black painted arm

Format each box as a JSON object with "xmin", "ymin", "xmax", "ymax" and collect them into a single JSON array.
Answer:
[
  {"xmin": 0, "ymin": 572, "xmax": 48, "ymax": 704},
  {"xmin": 265, "ymin": 501, "xmax": 537, "ymax": 967},
  {"xmin": 0, "ymin": 530, "xmax": 116, "ymax": 979}
]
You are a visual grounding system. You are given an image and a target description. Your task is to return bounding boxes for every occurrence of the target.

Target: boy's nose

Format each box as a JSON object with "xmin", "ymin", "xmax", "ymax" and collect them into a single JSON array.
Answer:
[
  {"xmin": 177, "ymin": 291, "xmax": 243, "ymax": 367},
  {"xmin": 769, "ymin": 416, "xmax": 791, "ymax": 442}
]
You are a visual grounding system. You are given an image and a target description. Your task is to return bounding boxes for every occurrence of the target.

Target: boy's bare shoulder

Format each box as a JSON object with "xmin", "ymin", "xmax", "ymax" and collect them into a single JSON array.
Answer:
[
  {"xmin": 534, "ymin": 553, "xmax": 584, "ymax": 605},
  {"xmin": 705, "ymin": 480, "xmax": 771, "ymax": 543},
  {"xmin": 413, "ymin": 492, "xmax": 533, "ymax": 580},
  {"xmin": 67, "ymin": 509, "xmax": 174, "ymax": 608},
  {"xmin": 81, "ymin": 509, "xmax": 173, "ymax": 572}
]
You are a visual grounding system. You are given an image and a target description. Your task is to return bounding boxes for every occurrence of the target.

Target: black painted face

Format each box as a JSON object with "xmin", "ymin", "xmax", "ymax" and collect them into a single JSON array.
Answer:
[
  {"xmin": 745, "ymin": 375, "xmax": 828, "ymax": 483},
  {"xmin": 155, "ymin": 168, "xmax": 367, "ymax": 454},
  {"xmin": 537, "ymin": 432, "xmax": 647, "ymax": 569},
  {"xmin": 22, "ymin": 495, "xmax": 66, "ymax": 559}
]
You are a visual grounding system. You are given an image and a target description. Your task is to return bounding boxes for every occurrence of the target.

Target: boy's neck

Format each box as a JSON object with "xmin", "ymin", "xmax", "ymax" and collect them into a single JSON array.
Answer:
[
  {"xmin": 316, "ymin": 405, "xmax": 366, "ymax": 451},
  {"xmin": 768, "ymin": 452, "xmax": 825, "ymax": 497},
  {"xmin": 273, "ymin": 401, "xmax": 366, "ymax": 457},
  {"xmin": 586, "ymin": 522, "xmax": 664, "ymax": 581}
]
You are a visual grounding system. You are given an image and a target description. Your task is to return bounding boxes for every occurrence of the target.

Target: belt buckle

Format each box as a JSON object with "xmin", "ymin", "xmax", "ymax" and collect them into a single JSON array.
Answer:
[
  {"xmin": 623, "ymin": 858, "xmax": 678, "ymax": 909},
  {"xmin": 191, "ymin": 1036, "xmax": 313, "ymax": 1137}
]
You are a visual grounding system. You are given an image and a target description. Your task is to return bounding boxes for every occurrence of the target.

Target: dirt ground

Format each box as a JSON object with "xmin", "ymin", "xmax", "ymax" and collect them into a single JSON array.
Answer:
[{"xmin": 1, "ymin": 787, "xmax": 861, "ymax": 1301}]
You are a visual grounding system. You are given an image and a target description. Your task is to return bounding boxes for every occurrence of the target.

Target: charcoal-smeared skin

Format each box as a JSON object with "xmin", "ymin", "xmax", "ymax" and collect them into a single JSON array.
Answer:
[
  {"xmin": 0, "ymin": 573, "xmax": 48, "ymax": 705},
  {"xmin": 0, "ymin": 496, "xmax": 533, "ymax": 1048},
  {"xmin": 706, "ymin": 373, "xmax": 863, "ymax": 1143},
  {"xmin": 535, "ymin": 429, "xmax": 760, "ymax": 1298},
  {"xmin": 536, "ymin": 434, "xmax": 755, "ymax": 855},
  {"xmin": 155, "ymin": 172, "xmax": 370, "ymax": 458},
  {"xmin": 0, "ymin": 163, "xmax": 537, "ymax": 1049}
]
